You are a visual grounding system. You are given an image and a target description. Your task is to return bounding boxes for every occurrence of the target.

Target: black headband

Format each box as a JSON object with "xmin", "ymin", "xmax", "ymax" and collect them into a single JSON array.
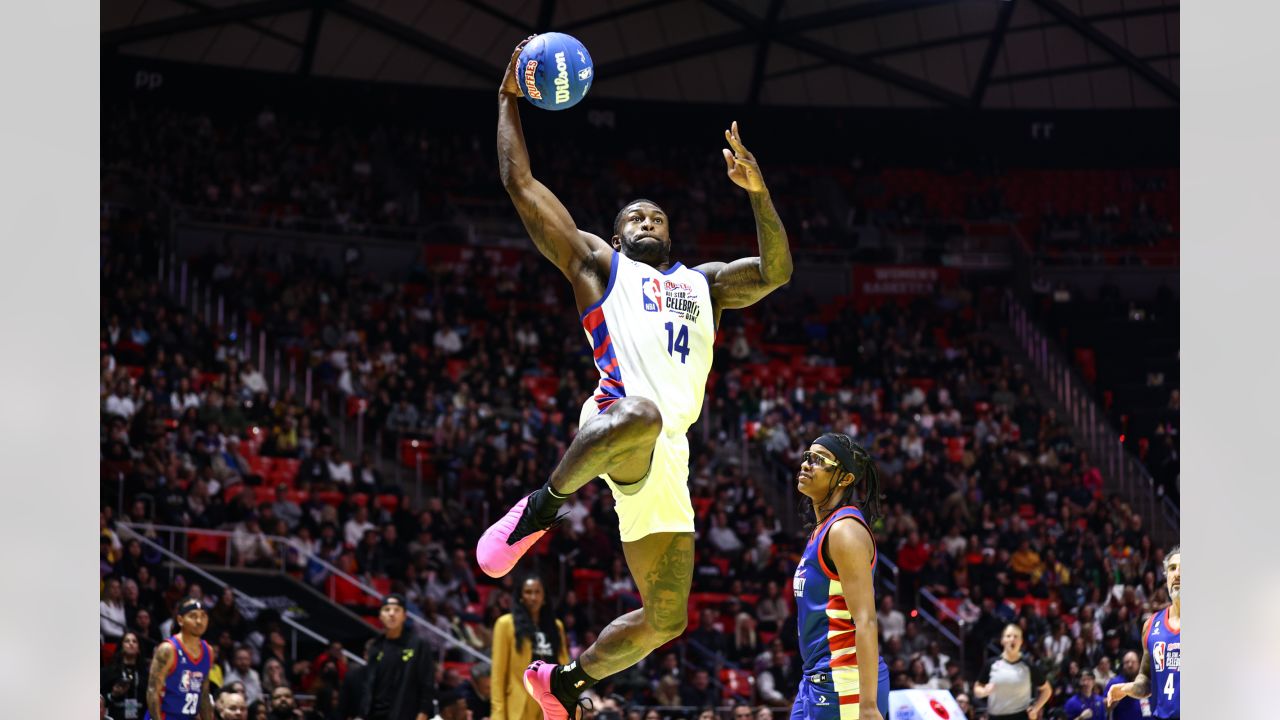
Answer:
[
  {"xmin": 177, "ymin": 598, "xmax": 205, "ymax": 616},
  {"xmin": 813, "ymin": 433, "xmax": 859, "ymax": 475}
]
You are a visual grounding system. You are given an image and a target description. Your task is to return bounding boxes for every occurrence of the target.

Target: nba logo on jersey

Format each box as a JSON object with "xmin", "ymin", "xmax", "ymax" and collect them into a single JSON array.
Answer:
[
  {"xmin": 641, "ymin": 278, "xmax": 662, "ymax": 312},
  {"xmin": 179, "ymin": 670, "xmax": 203, "ymax": 692},
  {"xmin": 1152, "ymin": 642, "xmax": 1166, "ymax": 671}
]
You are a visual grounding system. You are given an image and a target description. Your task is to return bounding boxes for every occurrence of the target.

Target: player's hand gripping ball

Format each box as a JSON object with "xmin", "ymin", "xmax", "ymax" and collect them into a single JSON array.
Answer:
[{"xmin": 516, "ymin": 33, "xmax": 593, "ymax": 111}]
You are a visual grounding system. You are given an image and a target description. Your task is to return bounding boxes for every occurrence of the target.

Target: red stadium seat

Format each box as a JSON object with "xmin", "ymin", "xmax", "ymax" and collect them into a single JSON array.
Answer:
[
  {"xmin": 187, "ymin": 533, "xmax": 228, "ymax": 563},
  {"xmin": 572, "ymin": 568, "xmax": 605, "ymax": 603}
]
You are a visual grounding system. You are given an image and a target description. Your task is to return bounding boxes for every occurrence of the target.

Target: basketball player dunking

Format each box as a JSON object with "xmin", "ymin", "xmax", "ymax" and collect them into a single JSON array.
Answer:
[
  {"xmin": 1107, "ymin": 546, "xmax": 1181, "ymax": 719},
  {"xmin": 477, "ymin": 36, "xmax": 794, "ymax": 719},
  {"xmin": 145, "ymin": 597, "xmax": 212, "ymax": 720}
]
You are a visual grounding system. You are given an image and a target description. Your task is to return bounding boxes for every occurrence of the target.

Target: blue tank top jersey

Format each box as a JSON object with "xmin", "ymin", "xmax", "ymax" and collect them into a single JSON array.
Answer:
[
  {"xmin": 793, "ymin": 505, "xmax": 888, "ymax": 698},
  {"xmin": 1145, "ymin": 608, "xmax": 1180, "ymax": 718},
  {"xmin": 146, "ymin": 635, "xmax": 211, "ymax": 720}
]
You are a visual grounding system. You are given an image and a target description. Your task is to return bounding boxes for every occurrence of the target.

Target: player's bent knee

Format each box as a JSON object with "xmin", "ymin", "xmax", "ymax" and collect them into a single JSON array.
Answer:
[{"xmin": 614, "ymin": 398, "xmax": 663, "ymax": 442}]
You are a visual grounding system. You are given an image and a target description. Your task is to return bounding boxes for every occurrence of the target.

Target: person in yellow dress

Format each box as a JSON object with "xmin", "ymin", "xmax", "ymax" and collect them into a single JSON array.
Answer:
[{"xmin": 490, "ymin": 576, "xmax": 570, "ymax": 720}]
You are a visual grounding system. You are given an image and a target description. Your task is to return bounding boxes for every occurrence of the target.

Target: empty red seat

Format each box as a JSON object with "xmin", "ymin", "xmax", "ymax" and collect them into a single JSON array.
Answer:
[{"xmin": 188, "ymin": 533, "xmax": 228, "ymax": 563}]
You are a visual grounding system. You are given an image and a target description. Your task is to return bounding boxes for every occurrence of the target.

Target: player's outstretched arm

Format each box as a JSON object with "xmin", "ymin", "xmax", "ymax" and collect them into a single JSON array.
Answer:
[
  {"xmin": 497, "ymin": 37, "xmax": 610, "ymax": 282},
  {"xmin": 698, "ymin": 121, "xmax": 793, "ymax": 312},
  {"xmin": 146, "ymin": 641, "xmax": 175, "ymax": 719}
]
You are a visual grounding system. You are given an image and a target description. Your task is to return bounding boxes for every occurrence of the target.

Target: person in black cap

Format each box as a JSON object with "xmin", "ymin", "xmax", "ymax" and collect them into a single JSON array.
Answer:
[{"xmin": 356, "ymin": 594, "xmax": 437, "ymax": 720}]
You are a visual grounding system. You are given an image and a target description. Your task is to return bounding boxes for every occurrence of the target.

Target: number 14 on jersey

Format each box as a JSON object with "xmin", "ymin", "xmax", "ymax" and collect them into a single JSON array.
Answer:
[{"xmin": 664, "ymin": 322, "xmax": 690, "ymax": 364}]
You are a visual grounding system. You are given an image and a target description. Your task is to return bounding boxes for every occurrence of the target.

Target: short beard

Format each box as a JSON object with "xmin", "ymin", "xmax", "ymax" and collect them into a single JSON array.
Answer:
[{"xmin": 621, "ymin": 235, "xmax": 667, "ymax": 264}]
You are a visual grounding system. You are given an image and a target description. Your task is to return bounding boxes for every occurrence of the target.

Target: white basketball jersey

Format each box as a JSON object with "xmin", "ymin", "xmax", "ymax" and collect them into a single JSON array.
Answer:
[{"xmin": 580, "ymin": 251, "xmax": 716, "ymax": 434}]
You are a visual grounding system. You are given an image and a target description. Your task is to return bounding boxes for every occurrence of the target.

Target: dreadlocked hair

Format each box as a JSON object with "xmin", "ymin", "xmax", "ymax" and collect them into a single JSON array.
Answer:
[
  {"xmin": 510, "ymin": 575, "xmax": 562, "ymax": 658},
  {"xmin": 800, "ymin": 433, "xmax": 885, "ymax": 534}
]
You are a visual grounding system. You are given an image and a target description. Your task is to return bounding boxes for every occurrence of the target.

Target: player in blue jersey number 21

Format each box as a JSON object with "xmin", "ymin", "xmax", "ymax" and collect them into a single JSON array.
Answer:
[{"xmin": 1107, "ymin": 546, "xmax": 1181, "ymax": 719}]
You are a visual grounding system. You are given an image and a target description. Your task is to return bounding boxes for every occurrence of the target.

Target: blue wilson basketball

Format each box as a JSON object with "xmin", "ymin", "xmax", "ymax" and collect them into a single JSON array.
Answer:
[{"xmin": 517, "ymin": 33, "xmax": 594, "ymax": 111}]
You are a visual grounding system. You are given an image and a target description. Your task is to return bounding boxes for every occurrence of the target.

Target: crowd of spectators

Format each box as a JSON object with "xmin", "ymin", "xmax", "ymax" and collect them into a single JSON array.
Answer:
[{"xmin": 102, "ymin": 103, "xmax": 1178, "ymax": 720}]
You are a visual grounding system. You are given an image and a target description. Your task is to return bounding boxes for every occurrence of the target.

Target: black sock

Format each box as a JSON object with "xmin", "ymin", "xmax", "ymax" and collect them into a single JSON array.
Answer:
[
  {"xmin": 551, "ymin": 658, "xmax": 598, "ymax": 699},
  {"xmin": 531, "ymin": 481, "xmax": 569, "ymax": 527}
]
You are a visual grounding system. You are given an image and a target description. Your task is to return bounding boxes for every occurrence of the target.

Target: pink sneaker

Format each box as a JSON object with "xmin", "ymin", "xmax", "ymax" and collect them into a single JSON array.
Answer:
[
  {"xmin": 476, "ymin": 493, "xmax": 551, "ymax": 579},
  {"xmin": 522, "ymin": 660, "xmax": 576, "ymax": 720}
]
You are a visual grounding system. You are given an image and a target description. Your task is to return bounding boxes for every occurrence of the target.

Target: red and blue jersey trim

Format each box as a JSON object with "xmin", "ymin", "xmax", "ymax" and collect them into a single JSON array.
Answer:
[{"xmin": 581, "ymin": 252, "xmax": 625, "ymax": 412}]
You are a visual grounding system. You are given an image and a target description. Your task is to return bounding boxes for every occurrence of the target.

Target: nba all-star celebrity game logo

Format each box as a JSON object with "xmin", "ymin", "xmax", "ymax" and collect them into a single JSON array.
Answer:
[{"xmin": 642, "ymin": 277, "xmax": 701, "ymax": 323}]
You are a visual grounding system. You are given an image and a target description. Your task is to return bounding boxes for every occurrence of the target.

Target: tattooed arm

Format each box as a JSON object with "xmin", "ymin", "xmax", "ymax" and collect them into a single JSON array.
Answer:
[
  {"xmin": 697, "ymin": 122, "xmax": 793, "ymax": 317},
  {"xmin": 199, "ymin": 666, "xmax": 214, "ymax": 720},
  {"xmin": 497, "ymin": 37, "xmax": 611, "ymax": 299},
  {"xmin": 1107, "ymin": 616, "xmax": 1154, "ymax": 708},
  {"xmin": 146, "ymin": 641, "xmax": 175, "ymax": 719}
]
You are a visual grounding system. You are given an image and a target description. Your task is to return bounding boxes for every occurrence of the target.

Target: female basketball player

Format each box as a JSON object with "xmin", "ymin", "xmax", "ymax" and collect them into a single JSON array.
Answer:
[{"xmin": 791, "ymin": 432, "xmax": 887, "ymax": 720}]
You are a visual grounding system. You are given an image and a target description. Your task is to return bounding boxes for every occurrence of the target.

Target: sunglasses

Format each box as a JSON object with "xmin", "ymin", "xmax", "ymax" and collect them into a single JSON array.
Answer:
[{"xmin": 801, "ymin": 451, "xmax": 842, "ymax": 471}]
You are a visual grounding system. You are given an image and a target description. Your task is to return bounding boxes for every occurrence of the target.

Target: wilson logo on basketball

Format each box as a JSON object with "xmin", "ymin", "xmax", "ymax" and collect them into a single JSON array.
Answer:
[
  {"xmin": 524, "ymin": 60, "xmax": 542, "ymax": 100},
  {"xmin": 553, "ymin": 51, "xmax": 570, "ymax": 103}
]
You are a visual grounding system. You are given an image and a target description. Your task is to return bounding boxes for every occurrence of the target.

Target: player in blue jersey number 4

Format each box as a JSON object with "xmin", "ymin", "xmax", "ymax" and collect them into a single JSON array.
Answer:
[
  {"xmin": 480, "ymin": 35, "xmax": 794, "ymax": 720},
  {"xmin": 1107, "ymin": 546, "xmax": 1181, "ymax": 719},
  {"xmin": 791, "ymin": 433, "xmax": 888, "ymax": 720}
]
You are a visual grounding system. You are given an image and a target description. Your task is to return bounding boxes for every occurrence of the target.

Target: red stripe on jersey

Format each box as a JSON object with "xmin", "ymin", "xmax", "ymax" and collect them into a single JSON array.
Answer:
[
  {"xmin": 583, "ymin": 309, "xmax": 605, "ymax": 333},
  {"xmin": 827, "ymin": 595, "xmax": 849, "ymax": 612},
  {"xmin": 829, "ymin": 630, "xmax": 857, "ymax": 651},
  {"xmin": 601, "ymin": 358, "xmax": 619, "ymax": 375},
  {"xmin": 838, "ymin": 693, "xmax": 861, "ymax": 705},
  {"xmin": 592, "ymin": 334, "xmax": 612, "ymax": 359},
  {"xmin": 600, "ymin": 378, "xmax": 624, "ymax": 388},
  {"xmin": 831, "ymin": 651, "xmax": 860, "ymax": 668}
]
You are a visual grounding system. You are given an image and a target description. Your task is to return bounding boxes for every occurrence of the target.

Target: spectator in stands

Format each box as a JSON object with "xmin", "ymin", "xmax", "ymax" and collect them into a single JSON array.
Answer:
[
  {"xmin": 755, "ymin": 580, "xmax": 789, "ymax": 634},
  {"xmin": 687, "ymin": 608, "xmax": 729, "ymax": 667},
  {"xmin": 1063, "ymin": 672, "xmax": 1105, "ymax": 720},
  {"xmin": 132, "ymin": 608, "xmax": 162, "ymax": 657},
  {"xmin": 359, "ymin": 594, "xmax": 437, "ymax": 720},
  {"xmin": 271, "ymin": 484, "xmax": 303, "ymax": 531},
  {"xmin": 102, "ymin": 577, "xmax": 128, "ymax": 640},
  {"xmin": 459, "ymin": 662, "xmax": 492, "ymax": 720},
  {"xmin": 679, "ymin": 669, "xmax": 719, "ymax": 709},
  {"xmin": 266, "ymin": 686, "xmax": 304, "ymax": 720},
  {"xmin": 233, "ymin": 513, "xmax": 276, "ymax": 568},
  {"xmin": 208, "ymin": 587, "xmax": 246, "ymax": 640},
  {"xmin": 103, "ymin": 669, "xmax": 140, "ymax": 720},
  {"xmin": 755, "ymin": 640, "xmax": 799, "ymax": 708},
  {"xmin": 708, "ymin": 511, "xmax": 744, "ymax": 554},
  {"xmin": 434, "ymin": 688, "xmax": 470, "ymax": 720},
  {"xmin": 878, "ymin": 596, "xmax": 905, "ymax": 643},
  {"xmin": 225, "ymin": 645, "xmax": 265, "ymax": 706},
  {"xmin": 215, "ymin": 689, "xmax": 248, "ymax": 720},
  {"xmin": 101, "ymin": 631, "xmax": 146, "ymax": 707},
  {"xmin": 344, "ymin": 506, "xmax": 376, "ymax": 548},
  {"xmin": 491, "ymin": 576, "xmax": 569, "ymax": 720},
  {"xmin": 261, "ymin": 658, "xmax": 288, "ymax": 700}
]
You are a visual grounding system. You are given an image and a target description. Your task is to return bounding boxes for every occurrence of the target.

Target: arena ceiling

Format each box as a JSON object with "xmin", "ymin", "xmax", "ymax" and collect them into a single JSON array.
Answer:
[{"xmin": 102, "ymin": 0, "xmax": 1178, "ymax": 108}]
